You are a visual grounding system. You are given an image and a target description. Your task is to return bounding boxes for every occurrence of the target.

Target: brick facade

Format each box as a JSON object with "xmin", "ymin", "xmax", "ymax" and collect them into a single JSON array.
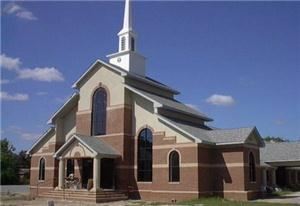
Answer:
[{"xmin": 29, "ymin": 71, "xmax": 263, "ymax": 202}]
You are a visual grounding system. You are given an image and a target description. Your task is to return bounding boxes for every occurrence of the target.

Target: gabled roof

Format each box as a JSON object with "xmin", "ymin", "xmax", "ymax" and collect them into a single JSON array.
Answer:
[
  {"xmin": 72, "ymin": 59, "xmax": 179, "ymax": 94},
  {"xmin": 54, "ymin": 134, "xmax": 120, "ymax": 158},
  {"xmin": 47, "ymin": 93, "xmax": 79, "ymax": 125},
  {"xmin": 209, "ymin": 127, "xmax": 264, "ymax": 146},
  {"xmin": 260, "ymin": 142, "xmax": 300, "ymax": 163},
  {"xmin": 125, "ymin": 85, "xmax": 213, "ymax": 121},
  {"xmin": 158, "ymin": 116, "xmax": 264, "ymax": 146},
  {"xmin": 26, "ymin": 127, "xmax": 55, "ymax": 155}
]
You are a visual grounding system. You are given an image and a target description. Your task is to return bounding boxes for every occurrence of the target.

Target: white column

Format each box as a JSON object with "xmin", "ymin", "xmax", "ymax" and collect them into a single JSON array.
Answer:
[
  {"xmin": 58, "ymin": 158, "xmax": 65, "ymax": 189},
  {"xmin": 294, "ymin": 171, "xmax": 298, "ymax": 185},
  {"xmin": 262, "ymin": 168, "xmax": 267, "ymax": 191},
  {"xmin": 272, "ymin": 168, "xmax": 276, "ymax": 187},
  {"xmin": 92, "ymin": 157, "xmax": 101, "ymax": 191}
]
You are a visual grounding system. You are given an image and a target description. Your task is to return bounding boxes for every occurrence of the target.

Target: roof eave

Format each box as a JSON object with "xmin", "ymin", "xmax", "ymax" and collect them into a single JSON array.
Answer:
[
  {"xmin": 53, "ymin": 134, "xmax": 97, "ymax": 158},
  {"xmin": 125, "ymin": 73, "xmax": 180, "ymax": 95},
  {"xmin": 72, "ymin": 59, "xmax": 127, "ymax": 89},
  {"xmin": 157, "ymin": 114, "xmax": 214, "ymax": 145},
  {"xmin": 161, "ymin": 105, "xmax": 213, "ymax": 122},
  {"xmin": 47, "ymin": 93, "xmax": 79, "ymax": 125},
  {"xmin": 27, "ymin": 127, "xmax": 55, "ymax": 155}
]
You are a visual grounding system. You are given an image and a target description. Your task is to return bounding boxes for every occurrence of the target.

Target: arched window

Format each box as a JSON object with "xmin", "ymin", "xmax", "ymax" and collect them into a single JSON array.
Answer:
[
  {"xmin": 121, "ymin": 37, "xmax": 126, "ymax": 51},
  {"xmin": 66, "ymin": 159, "xmax": 74, "ymax": 177},
  {"xmin": 249, "ymin": 152, "xmax": 256, "ymax": 182},
  {"xmin": 169, "ymin": 151, "xmax": 180, "ymax": 182},
  {"xmin": 137, "ymin": 128, "xmax": 153, "ymax": 182},
  {"xmin": 39, "ymin": 158, "xmax": 45, "ymax": 181},
  {"xmin": 91, "ymin": 88, "xmax": 107, "ymax": 136},
  {"xmin": 131, "ymin": 37, "xmax": 135, "ymax": 51}
]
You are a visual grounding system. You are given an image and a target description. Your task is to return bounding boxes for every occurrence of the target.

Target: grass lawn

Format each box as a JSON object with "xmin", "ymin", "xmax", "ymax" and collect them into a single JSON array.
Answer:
[{"xmin": 176, "ymin": 197, "xmax": 297, "ymax": 206}]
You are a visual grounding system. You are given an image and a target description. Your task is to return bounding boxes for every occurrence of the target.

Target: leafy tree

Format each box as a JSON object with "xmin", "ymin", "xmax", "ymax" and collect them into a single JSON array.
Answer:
[
  {"xmin": 264, "ymin": 136, "xmax": 289, "ymax": 143},
  {"xmin": 17, "ymin": 150, "xmax": 30, "ymax": 168},
  {"xmin": 1, "ymin": 138, "xmax": 18, "ymax": 185}
]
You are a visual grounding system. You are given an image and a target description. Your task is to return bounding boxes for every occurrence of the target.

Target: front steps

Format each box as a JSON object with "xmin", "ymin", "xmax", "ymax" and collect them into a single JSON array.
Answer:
[{"xmin": 38, "ymin": 189, "xmax": 128, "ymax": 203}]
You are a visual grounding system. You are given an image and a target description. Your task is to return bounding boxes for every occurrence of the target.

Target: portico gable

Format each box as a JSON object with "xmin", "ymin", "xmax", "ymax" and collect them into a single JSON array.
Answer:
[{"xmin": 53, "ymin": 134, "xmax": 120, "ymax": 191}]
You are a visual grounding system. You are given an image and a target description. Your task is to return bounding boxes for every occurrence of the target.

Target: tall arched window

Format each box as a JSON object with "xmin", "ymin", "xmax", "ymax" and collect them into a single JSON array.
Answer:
[
  {"xmin": 169, "ymin": 151, "xmax": 180, "ymax": 182},
  {"xmin": 39, "ymin": 158, "xmax": 45, "ymax": 181},
  {"xmin": 249, "ymin": 152, "xmax": 256, "ymax": 182},
  {"xmin": 66, "ymin": 159, "xmax": 74, "ymax": 177},
  {"xmin": 91, "ymin": 88, "xmax": 107, "ymax": 136},
  {"xmin": 137, "ymin": 128, "xmax": 153, "ymax": 182}
]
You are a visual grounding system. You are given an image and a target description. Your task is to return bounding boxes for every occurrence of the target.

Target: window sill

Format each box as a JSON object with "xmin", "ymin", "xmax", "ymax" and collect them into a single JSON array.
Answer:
[
  {"xmin": 38, "ymin": 180, "xmax": 45, "ymax": 183},
  {"xmin": 137, "ymin": 181, "xmax": 152, "ymax": 184},
  {"xmin": 168, "ymin": 182, "xmax": 180, "ymax": 184}
]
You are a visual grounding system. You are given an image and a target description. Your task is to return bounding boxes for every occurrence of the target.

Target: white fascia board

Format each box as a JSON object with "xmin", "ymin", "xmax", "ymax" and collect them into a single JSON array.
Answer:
[
  {"xmin": 265, "ymin": 160, "xmax": 300, "ymax": 163},
  {"xmin": 47, "ymin": 93, "xmax": 79, "ymax": 125},
  {"xmin": 72, "ymin": 59, "xmax": 126, "ymax": 89},
  {"xmin": 27, "ymin": 127, "xmax": 55, "ymax": 155},
  {"xmin": 215, "ymin": 142, "xmax": 244, "ymax": 146},
  {"xmin": 124, "ymin": 84, "xmax": 163, "ymax": 108},
  {"xmin": 156, "ymin": 114, "xmax": 201, "ymax": 144}
]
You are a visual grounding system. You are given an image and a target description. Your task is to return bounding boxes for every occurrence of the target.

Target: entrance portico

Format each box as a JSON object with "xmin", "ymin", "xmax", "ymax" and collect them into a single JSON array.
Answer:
[{"xmin": 54, "ymin": 134, "xmax": 120, "ymax": 191}]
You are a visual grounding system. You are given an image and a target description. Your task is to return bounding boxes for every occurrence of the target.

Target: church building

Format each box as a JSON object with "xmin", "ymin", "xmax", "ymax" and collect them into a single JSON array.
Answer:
[{"xmin": 27, "ymin": 0, "xmax": 269, "ymax": 202}]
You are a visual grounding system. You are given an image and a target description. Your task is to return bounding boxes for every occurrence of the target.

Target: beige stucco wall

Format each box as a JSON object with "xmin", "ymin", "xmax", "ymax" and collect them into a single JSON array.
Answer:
[
  {"xmin": 35, "ymin": 131, "xmax": 56, "ymax": 154},
  {"xmin": 63, "ymin": 106, "xmax": 77, "ymax": 141},
  {"xmin": 62, "ymin": 140, "xmax": 94, "ymax": 158},
  {"xmin": 133, "ymin": 94, "xmax": 192, "ymax": 143},
  {"xmin": 78, "ymin": 64, "xmax": 125, "ymax": 111}
]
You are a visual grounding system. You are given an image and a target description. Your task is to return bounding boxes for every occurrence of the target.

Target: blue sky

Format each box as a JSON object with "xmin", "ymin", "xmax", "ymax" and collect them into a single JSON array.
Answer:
[{"xmin": 1, "ymin": 1, "xmax": 299, "ymax": 151}]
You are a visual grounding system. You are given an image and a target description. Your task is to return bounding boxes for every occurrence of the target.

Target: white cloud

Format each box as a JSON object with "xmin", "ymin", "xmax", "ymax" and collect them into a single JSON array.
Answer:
[
  {"xmin": 206, "ymin": 94, "xmax": 235, "ymax": 106},
  {"xmin": 0, "ymin": 91, "xmax": 29, "ymax": 101},
  {"xmin": 15, "ymin": 10, "xmax": 37, "ymax": 21},
  {"xmin": 36, "ymin": 91, "xmax": 48, "ymax": 96},
  {"xmin": 3, "ymin": 2, "xmax": 37, "ymax": 20},
  {"xmin": 17, "ymin": 67, "xmax": 64, "ymax": 82},
  {"xmin": 1, "ymin": 54, "xmax": 65, "ymax": 82},
  {"xmin": 274, "ymin": 119, "xmax": 285, "ymax": 126},
  {"xmin": 6, "ymin": 126, "xmax": 40, "ymax": 141},
  {"xmin": 185, "ymin": 103, "xmax": 199, "ymax": 111},
  {"xmin": 3, "ymin": 3, "xmax": 22, "ymax": 14},
  {"xmin": 0, "ymin": 54, "xmax": 21, "ymax": 70},
  {"xmin": 20, "ymin": 132, "xmax": 41, "ymax": 140},
  {"xmin": 0, "ymin": 79, "xmax": 10, "ymax": 84}
]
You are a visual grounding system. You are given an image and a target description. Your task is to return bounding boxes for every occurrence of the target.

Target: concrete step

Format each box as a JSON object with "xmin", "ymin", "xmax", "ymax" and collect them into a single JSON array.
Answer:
[{"xmin": 38, "ymin": 190, "xmax": 128, "ymax": 203}]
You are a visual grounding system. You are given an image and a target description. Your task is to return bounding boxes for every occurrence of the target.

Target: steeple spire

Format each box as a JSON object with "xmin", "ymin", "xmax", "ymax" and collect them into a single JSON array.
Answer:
[
  {"xmin": 120, "ymin": 0, "xmax": 133, "ymax": 34},
  {"xmin": 107, "ymin": 0, "xmax": 146, "ymax": 76}
]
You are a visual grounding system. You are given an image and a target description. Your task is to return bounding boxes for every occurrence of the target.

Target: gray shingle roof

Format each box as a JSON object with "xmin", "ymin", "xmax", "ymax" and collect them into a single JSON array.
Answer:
[
  {"xmin": 126, "ymin": 85, "xmax": 213, "ymax": 121},
  {"xmin": 260, "ymin": 142, "xmax": 300, "ymax": 162},
  {"xmin": 54, "ymin": 134, "xmax": 120, "ymax": 158},
  {"xmin": 208, "ymin": 127, "xmax": 255, "ymax": 144},
  {"xmin": 162, "ymin": 117, "xmax": 257, "ymax": 145},
  {"xmin": 75, "ymin": 134, "xmax": 120, "ymax": 156}
]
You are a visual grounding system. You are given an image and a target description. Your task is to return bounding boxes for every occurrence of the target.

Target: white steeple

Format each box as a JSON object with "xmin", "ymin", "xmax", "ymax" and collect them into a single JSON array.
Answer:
[{"xmin": 107, "ymin": 0, "xmax": 146, "ymax": 76}]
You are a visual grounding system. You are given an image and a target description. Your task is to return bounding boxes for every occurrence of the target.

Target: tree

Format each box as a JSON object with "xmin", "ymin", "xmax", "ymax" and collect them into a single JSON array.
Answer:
[
  {"xmin": 1, "ymin": 138, "xmax": 18, "ymax": 185},
  {"xmin": 264, "ymin": 136, "xmax": 289, "ymax": 143}
]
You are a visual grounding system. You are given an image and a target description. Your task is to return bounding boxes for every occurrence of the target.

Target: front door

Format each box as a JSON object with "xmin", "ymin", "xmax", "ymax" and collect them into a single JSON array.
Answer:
[
  {"xmin": 82, "ymin": 158, "xmax": 93, "ymax": 189},
  {"xmin": 101, "ymin": 158, "xmax": 115, "ymax": 189}
]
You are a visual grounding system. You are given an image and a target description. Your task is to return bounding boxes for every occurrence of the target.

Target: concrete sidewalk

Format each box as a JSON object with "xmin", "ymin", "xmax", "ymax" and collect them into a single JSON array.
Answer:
[{"xmin": 255, "ymin": 191, "xmax": 300, "ymax": 205}]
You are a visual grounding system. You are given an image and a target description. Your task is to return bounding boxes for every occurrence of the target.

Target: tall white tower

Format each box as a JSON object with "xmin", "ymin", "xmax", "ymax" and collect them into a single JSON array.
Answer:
[{"xmin": 107, "ymin": 0, "xmax": 146, "ymax": 76}]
